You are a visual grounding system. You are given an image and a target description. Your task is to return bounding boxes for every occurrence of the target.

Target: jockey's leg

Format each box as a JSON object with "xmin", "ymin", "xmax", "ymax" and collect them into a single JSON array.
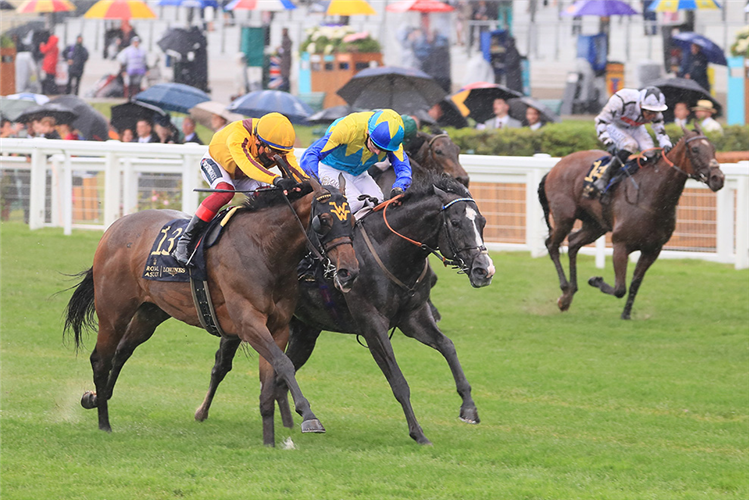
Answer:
[
  {"xmin": 318, "ymin": 165, "xmax": 375, "ymax": 212},
  {"xmin": 173, "ymin": 154, "xmax": 235, "ymax": 266},
  {"xmin": 350, "ymin": 171, "xmax": 384, "ymax": 211},
  {"xmin": 593, "ymin": 126, "xmax": 638, "ymax": 194}
]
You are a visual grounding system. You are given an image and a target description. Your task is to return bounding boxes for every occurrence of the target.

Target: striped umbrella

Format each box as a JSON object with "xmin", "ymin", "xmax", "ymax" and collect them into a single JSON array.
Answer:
[
  {"xmin": 225, "ymin": 0, "xmax": 295, "ymax": 10},
  {"xmin": 648, "ymin": 0, "xmax": 721, "ymax": 12},
  {"xmin": 15, "ymin": 0, "xmax": 76, "ymax": 13},
  {"xmin": 326, "ymin": 0, "xmax": 375, "ymax": 16},
  {"xmin": 84, "ymin": 0, "xmax": 157, "ymax": 19},
  {"xmin": 386, "ymin": 0, "xmax": 454, "ymax": 13}
]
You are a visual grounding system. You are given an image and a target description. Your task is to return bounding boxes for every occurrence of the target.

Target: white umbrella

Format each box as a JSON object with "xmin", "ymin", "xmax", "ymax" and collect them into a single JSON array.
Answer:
[
  {"xmin": 7, "ymin": 93, "xmax": 50, "ymax": 105},
  {"xmin": 189, "ymin": 101, "xmax": 242, "ymax": 130}
]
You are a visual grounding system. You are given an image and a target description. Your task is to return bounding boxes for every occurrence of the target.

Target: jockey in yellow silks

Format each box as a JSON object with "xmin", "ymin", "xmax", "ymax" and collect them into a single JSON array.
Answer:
[{"xmin": 301, "ymin": 109, "xmax": 412, "ymax": 212}]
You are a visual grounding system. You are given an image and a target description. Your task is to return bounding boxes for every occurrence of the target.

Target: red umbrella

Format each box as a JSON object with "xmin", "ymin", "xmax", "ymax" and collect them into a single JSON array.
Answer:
[{"xmin": 386, "ymin": 0, "xmax": 453, "ymax": 12}]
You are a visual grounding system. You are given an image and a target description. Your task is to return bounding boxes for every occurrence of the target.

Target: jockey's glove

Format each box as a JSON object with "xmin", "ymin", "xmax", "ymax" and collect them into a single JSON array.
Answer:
[
  {"xmin": 273, "ymin": 176, "xmax": 298, "ymax": 192},
  {"xmin": 606, "ymin": 143, "xmax": 617, "ymax": 156},
  {"xmin": 390, "ymin": 187, "xmax": 404, "ymax": 199},
  {"xmin": 662, "ymin": 144, "xmax": 673, "ymax": 154}
]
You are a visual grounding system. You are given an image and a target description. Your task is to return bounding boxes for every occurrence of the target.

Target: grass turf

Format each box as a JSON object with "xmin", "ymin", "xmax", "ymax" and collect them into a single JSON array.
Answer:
[{"xmin": 1, "ymin": 222, "xmax": 747, "ymax": 499}]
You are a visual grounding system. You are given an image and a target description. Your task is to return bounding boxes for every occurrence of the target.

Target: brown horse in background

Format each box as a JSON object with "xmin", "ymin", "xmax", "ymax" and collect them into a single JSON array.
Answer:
[
  {"xmin": 538, "ymin": 125, "xmax": 725, "ymax": 319},
  {"xmin": 63, "ymin": 179, "xmax": 359, "ymax": 446}
]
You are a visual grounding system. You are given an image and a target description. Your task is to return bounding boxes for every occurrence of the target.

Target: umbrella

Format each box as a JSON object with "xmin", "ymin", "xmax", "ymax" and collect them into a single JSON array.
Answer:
[
  {"xmin": 1, "ymin": 21, "xmax": 46, "ymax": 40},
  {"xmin": 386, "ymin": 0, "xmax": 454, "ymax": 13},
  {"xmin": 428, "ymin": 98, "xmax": 468, "ymax": 129},
  {"xmin": 7, "ymin": 93, "xmax": 50, "ymax": 105},
  {"xmin": 110, "ymin": 100, "xmax": 170, "ymax": 133},
  {"xmin": 84, "ymin": 0, "xmax": 157, "ymax": 19},
  {"xmin": 450, "ymin": 82, "xmax": 522, "ymax": 124},
  {"xmin": 307, "ymin": 105, "xmax": 357, "ymax": 124},
  {"xmin": 228, "ymin": 90, "xmax": 314, "ymax": 124},
  {"xmin": 336, "ymin": 66, "xmax": 447, "ymax": 115},
  {"xmin": 15, "ymin": 0, "xmax": 76, "ymax": 13},
  {"xmin": 0, "ymin": 1, "xmax": 15, "ymax": 10},
  {"xmin": 648, "ymin": 0, "xmax": 721, "ymax": 12},
  {"xmin": 507, "ymin": 96, "xmax": 561, "ymax": 125},
  {"xmin": 0, "ymin": 98, "xmax": 39, "ymax": 122},
  {"xmin": 671, "ymin": 32, "xmax": 727, "ymax": 66},
  {"xmin": 647, "ymin": 77, "xmax": 722, "ymax": 121},
  {"xmin": 15, "ymin": 102, "xmax": 78, "ymax": 124},
  {"xmin": 562, "ymin": 0, "xmax": 639, "ymax": 16},
  {"xmin": 157, "ymin": 0, "xmax": 219, "ymax": 7},
  {"xmin": 225, "ymin": 0, "xmax": 295, "ymax": 10},
  {"xmin": 189, "ymin": 101, "xmax": 243, "ymax": 129},
  {"xmin": 50, "ymin": 95, "xmax": 110, "ymax": 141},
  {"xmin": 157, "ymin": 27, "xmax": 206, "ymax": 57},
  {"xmin": 326, "ymin": 0, "xmax": 375, "ymax": 16},
  {"xmin": 135, "ymin": 83, "xmax": 211, "ymax": 114}
]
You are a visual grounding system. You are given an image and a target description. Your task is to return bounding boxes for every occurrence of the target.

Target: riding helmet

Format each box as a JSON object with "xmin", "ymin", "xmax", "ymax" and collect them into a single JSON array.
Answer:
[
  {"xmin": 255, "ymin": 112, "xmax": 295, "ymax": 151},
  {"xmin": 639, "ymin": 87, "xmax": 668, "ymax": 112},
  {"xmin": 367, "ymin": 109, "xmax": 405, "ymax": 152}
]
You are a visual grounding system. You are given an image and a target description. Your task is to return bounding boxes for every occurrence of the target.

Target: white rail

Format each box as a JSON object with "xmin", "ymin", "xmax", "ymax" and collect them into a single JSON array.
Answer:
[{"xmin": 1, "ymin": 138, "xmax": 747, "ymax": 270}]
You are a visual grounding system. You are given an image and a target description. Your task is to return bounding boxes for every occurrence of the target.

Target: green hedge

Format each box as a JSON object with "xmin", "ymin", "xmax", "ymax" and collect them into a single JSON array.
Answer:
[{"xmin": 447, "ymin": 122, "xmax": 749, "ymax": 156}]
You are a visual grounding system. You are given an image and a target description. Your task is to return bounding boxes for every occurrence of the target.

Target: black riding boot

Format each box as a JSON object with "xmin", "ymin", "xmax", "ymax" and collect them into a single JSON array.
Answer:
[
  {"xmin": 172, "ymin": 215, "xmax": 209, "ymax": 266},
  {"xmin": 593, "ymin": 149, "xmax": 630, "ymax": 195}
]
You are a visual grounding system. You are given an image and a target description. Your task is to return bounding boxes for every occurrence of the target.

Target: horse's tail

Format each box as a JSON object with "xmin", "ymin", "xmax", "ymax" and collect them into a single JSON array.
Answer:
[
  {"xmin": 537, "ymin": 173, "xmax": 552, "ymax": 234},
  {"xmin": 63, "ymin": 267, "xmax": 96, "ymax": 352}
]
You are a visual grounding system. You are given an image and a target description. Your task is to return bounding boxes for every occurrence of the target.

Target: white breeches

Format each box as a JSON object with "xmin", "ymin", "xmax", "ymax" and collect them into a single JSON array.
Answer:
[
  {"xmin": 317, "ymin": 163, "xmax": 384, "ymax": 213},
  {"xmin": 606, "ymin": 124, "xmax": 654, "ymax": 153}
]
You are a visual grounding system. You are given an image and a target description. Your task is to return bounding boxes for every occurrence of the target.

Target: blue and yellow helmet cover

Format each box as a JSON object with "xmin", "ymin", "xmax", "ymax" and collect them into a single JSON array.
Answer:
[{"xmin": 367, "ymin": 109, "xmax": 405, "ymax": 152}]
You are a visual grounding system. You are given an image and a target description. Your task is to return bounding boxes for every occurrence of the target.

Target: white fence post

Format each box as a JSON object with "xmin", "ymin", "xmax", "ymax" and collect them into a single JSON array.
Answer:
[
  {"xmin": 28, "ymin": 146, "xmax": 47, "ymax": 230},
  {"xmin": 181, "ymin": 154, "xmax": 200, "ymax": 215},
  {"xmin": 121, "ymin": 158, "xmax": 139, "ymax": 215},
  {"xmin": 595, "ymin": 236, "xmax": 606, "ymax": 269},
  {"xmin": 103, "ymin": 151, "xmax": 121, "ymax": 229},
  {"xmin": 735, "ymin": 174, "xmax": 749, "ymax": 270},
  {"xmin": 715, "ymin": 183, "xmax": 735, "ymax": 264}
]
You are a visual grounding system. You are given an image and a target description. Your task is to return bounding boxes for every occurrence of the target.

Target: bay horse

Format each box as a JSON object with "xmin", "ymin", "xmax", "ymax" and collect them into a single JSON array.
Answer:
[
  {"xmin": 63, "ymin": 179, "xmax": 360, "ymax": 446},
  {"xmin": 194, "ymin": 175, "xmax": 496, "ymax": 445},
  {"xmin": 538, "ymin": 125, "xmax": 725, "ymax": 319},
  {"xmin": 374, "ymin": 131, "xmax": 470, "ymax": 194}
]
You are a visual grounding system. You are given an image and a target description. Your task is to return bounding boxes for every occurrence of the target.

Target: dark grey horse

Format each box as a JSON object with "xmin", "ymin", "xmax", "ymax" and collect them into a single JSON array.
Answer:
[{"xmin": 195, "ymin": 175, "xmax": 495, "ymax": 445}]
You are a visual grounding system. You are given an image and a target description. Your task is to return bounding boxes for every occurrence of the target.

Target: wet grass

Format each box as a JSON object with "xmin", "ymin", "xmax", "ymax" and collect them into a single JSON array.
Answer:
[{"xmin": 1, "ymin": 222, "xmax": 747, "ymax": 499}]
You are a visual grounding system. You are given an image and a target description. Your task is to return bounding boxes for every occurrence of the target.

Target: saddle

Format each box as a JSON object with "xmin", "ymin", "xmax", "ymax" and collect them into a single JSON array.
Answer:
[
  {"xmin": 582, "ymin": 156, "xmax": 640, "ymax": 199},
  {"xmin": 142, "ymin": 206, "xmax": 242, "ymax": 337}
]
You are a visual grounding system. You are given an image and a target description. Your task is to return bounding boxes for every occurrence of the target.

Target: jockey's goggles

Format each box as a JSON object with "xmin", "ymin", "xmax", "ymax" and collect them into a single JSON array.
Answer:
[{"xmin": 259, "ymin": 141, "xmax": 288, "ymax": 156}]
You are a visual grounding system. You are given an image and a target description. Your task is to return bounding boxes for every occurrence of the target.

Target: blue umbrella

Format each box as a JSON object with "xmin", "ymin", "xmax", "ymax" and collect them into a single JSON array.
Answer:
[
  {"xmin": 561, "ymin": 0, "xmax": 639, "ymax": 17},
  {"xmin": 157, "ymin": 0, "xmax": 219, "ymax": 7},
  {"xmin": 134, "ymin": 83, "xmax": 211, "ymax": 114},
  {"xmin": 228, "ymin": 90, "xmax": 314, "ymax": 124},
  {"xmin": 671, "ymin": 32, "xmax": 727, "ymax": 66}
]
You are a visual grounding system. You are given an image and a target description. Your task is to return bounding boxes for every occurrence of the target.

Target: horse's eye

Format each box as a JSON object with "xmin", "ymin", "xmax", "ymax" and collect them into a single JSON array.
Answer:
[
  {"xmin": 692, "ymin": 147, "xmax": 699, "ymax": 153},
  {"xmin": 435, "ymin": 149, "xmax": 443, "ymax": 155},
  {"xmin": 450, "ymin": 219, "xmax": 460, "ymax": 228}
]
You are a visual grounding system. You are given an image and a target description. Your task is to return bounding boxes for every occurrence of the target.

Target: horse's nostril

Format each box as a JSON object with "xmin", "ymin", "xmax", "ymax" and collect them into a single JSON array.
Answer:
[
  {"xmin": 458, "ymin": 176, "xmax": 470, "ymax": 187},
  {"xmin": 472, "ymin": 267, "xmax": 487, "ymax": 278},
  {"xmin": 338, "ymin": 269, "xmax": 349, "ymax": 278}
]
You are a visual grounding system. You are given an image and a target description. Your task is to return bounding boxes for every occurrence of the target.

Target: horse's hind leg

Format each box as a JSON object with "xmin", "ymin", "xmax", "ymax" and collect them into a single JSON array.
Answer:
[
  {"xmin": 545, "ymin": 214, "xmax": 576, "ymax": 311},
  {"xmin": 195, "ymin": 336, "xmax": 242, "ymax": 422},
  {"xmin": 621, "ymin": 248, "xmax": 661, "ymax": 320},
  {"xmin": 399, "ymin": 305, "xmax": 479, "ymax": 424},
  {"xmin": 563, "ymin": 220, "xmax": 607, "ymax": 309},
  {"xmin": 589, "ymin": 241, "xmax": 629, "ymax": 301}
]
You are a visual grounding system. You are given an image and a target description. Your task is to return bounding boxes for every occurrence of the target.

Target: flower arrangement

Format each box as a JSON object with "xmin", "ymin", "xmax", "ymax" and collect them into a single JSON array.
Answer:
[
  {"xmin": 301, "ymin": 25, "xmax": 381, "ymax": 55},
  {"xmin": 730, "ymin": 25, "xmax": 749, "ymax": 58}
]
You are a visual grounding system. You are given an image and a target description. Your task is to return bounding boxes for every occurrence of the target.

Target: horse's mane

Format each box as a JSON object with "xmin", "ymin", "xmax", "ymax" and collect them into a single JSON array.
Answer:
[
  {"xmin": 400, "ymin": 173, "xmax": 471, "ymax": 203},
  {"xmin": 237, "ymin": 181, "xmax": 313, "ymax": 213}
]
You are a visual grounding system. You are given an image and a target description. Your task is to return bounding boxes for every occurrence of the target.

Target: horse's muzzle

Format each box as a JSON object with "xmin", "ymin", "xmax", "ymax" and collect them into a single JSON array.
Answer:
[
  {"xmin": 334, "ymin": 267, "xmax": 358, "ymax": 293},
  {"xmin": 707, "ymin": 163, "xmax": 724, "ymax": 192},
  {"xmin": 468, "ymin": 253, "xmax": 495, "ymax": 288}
]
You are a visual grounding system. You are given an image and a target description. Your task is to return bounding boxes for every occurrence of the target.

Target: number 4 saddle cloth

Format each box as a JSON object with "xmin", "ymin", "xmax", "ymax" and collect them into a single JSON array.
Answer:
[
  {"xmin": 582, "ymin": 156, "xmax": 639, "ymax": 198},
  {"xmin": 142, "ymin": 207, "xmax": 240, "ymax": 283}
]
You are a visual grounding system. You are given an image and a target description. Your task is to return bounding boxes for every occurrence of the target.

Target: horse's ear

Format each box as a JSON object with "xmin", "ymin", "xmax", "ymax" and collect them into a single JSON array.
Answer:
[
  {"xmin": 433, "ymin": 185, "xmax": 449, "ymax": 201},
  {"xmin": 337, "ymin": 173, "xmax": 346, "ymax": 197},
  {"xmin": 680, "ymin": 123, "xmax": 689, "ymax": 135},
  {"xmin": 693, "ymin": 119, "xmax": 704, "ymax": 136},
  {"xmin": 308, "ymin": 174, "xmax": 322, "ymax": 194}
]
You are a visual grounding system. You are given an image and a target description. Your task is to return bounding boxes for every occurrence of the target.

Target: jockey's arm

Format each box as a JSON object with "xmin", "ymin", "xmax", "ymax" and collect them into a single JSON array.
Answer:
[
  {"xmin": 387, "ymin": 148, "xmax": 412, "ymax": 191},
  {"xmin": 595, "ymin": 96, "xmax": 621, "ymax": 147},
  {"xmin": 650, "ymin": 113, "xmax": 672, "ymax": 149},
  {"xmin": 277, "ymin": 149, "xmax": 308, "ymax": 182},
  {"xmin": 226, "ymin": 128, "xmax": 279, "ymax": 185},
  {"xmin": 301, "ymin": 124, "xmax": 351, "ymax": 177}
]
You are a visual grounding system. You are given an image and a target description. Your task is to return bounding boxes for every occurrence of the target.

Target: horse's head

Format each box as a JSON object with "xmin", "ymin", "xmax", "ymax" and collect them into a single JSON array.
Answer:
[
  {"xmin": 432, "ymin": 181, "xmax": 494, "ymax": 288},
  {"xmin": 419, "ymin": 133, "xmax": 470, "ymax": 188},
  {"xmin": 676, "ymin": 124, "xmax": 724, "ymax": 192},
  {"xmin": 309, "ymin": 175, "xmax": 359, "ymax": 293}
]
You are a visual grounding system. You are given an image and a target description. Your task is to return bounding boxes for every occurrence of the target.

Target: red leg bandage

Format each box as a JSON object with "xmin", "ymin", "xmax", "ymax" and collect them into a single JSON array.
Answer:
[{"xmin": 195, "ymin": 182, "xmax": 234, "ymax": 221}]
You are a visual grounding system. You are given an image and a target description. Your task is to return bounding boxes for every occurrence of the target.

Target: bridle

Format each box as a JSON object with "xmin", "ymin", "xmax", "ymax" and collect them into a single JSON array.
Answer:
[
  {"xmin": 375, "ymin": 194, "xmax": 487, "ymax": 273},
  {"xmin": 639, "ymin": 134, "xmax": 714, "ymax": 184}
]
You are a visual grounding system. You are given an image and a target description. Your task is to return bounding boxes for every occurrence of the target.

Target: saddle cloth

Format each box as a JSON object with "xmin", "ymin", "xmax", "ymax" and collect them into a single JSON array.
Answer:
[
  {"xmin": 582, "ymin": 156, "xmax": 639, "ymax": 198},
  {"xmin": 142, "ymin": 206, "xmax": 240, "ymax": 283}
]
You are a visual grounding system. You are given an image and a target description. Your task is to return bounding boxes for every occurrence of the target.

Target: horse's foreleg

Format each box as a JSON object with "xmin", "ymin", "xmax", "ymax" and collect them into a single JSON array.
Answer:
[
  {"xmin": 359, "ymin": 316, "xmax": 431, "ymax": 445},
  {"xmin": 399, "ymin": 305, "xmax": 478, "ymax": 424},
  {"xmin": 195, "ymin": 336, "xmax": 242, "ymax": 422},
  {"xmin": 589, "ymin": 241, "xmax": 628, "ymax": 299},
  {"xmin": 565, "ymin": 222, "xmax": 607, "ymax": 309},
  {"xmin": 621, "ymin": 248, "xmax": 661, "ymax": 320},
  {"xmin": 259, "ymin": 326, "xmax": 291, "ymax": 446}
]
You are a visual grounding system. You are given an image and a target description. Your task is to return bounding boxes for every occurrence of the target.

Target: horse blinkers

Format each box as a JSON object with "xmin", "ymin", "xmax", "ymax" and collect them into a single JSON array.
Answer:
[{"xmin": 311, "ymin": 191, "xmax": 358, "ymax": 291}]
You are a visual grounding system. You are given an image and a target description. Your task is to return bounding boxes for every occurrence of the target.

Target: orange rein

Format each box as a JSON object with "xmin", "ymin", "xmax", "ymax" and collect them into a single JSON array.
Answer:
[
  {"xmin": 373, "ymin": 194, "xmax": 424, "ymax": 249},
  {"xmin": 636, "ymin": 147, "xmax": 674, "ymax": 169}
]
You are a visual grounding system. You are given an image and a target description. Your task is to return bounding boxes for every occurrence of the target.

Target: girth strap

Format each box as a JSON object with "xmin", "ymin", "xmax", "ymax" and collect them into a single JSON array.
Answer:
[
  {"xmin": 189, "ymin": 271, "xmax": 226, "ymax": 338},
  {"xmin": 360, "ymin": 223, "xmax": 429, "ymax": 295}
]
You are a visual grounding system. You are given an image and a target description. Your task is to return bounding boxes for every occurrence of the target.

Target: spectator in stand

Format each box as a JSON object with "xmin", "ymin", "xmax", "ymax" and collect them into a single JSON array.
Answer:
[
  {"xmin": 182, "ymin": 117, "xmax": 202, "ymax": 144},
  {"xmin": 1, "ymin": 117, "xmax": 14, "ymax": 138},
  {"xmin": 33, "ymin": 117, "xmax": 60, "ymax": 139},
  {"xmin": 39, "ymin": 34, "xmax": 59, "ymax": 95},
  {"xmin": 135, "ymin": 119, "xmax": 160, "ymax": 143},
  {"xmin": 683, "ymin": 43, "xmax": 710, "ymax": 92},
  {"xmin": 504, "ymin": 37, "xmax": 523, "ymax": 94},
  {"xmin": 65, "ymin": 36, "xmax": 89, "ymax": 96},
  {"xmin": 120, "ymin": 128, "xmax": 135, "ymax": 143},
  {"xmin": 691, "ymin": 100, "xmax": 722, "ymax": 134},
  {"xmin": 525, "ymin": 106, "xmax": 544, "ymax": 130},
  {"xmin": 672, "ymin": 101, "xmax": 690, "ymax": 127},
  {"xmin": 155, "ymin": 120, "xmax": 180, "ymax": 144},
  {"xmin": 56, "ymin": 122, "xmax": 79, "ymax": 140},
  {"xmin": 211, "ymin": 113, "xmax": 229, "ymax": 132},
  {"xmin": 117, "ymin": 36, "xmax": 148, "ymax": 99},
  {"xmin": 278, "ymin": 28, "xmax": 292, "ymax": 92},
  {"xmin": 477, "ymin": 98, "xmax": 521, "ymax": 130}
]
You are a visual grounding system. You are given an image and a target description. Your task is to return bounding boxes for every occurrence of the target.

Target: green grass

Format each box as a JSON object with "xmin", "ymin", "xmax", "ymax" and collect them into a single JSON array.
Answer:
[{"xmin": 1, "ymin": 222, "xmax": 747, "ymax": 499}]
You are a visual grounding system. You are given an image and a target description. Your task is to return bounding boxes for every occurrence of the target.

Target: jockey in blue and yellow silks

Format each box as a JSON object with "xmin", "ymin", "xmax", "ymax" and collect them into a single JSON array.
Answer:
[{"xmin": 301, "ymin": 109, "xmax": 412, "ymax": 212}]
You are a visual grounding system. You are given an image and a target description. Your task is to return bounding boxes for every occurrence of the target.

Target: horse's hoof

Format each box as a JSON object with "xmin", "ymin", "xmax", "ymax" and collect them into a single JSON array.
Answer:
[
  {"xmin": 414, "ymin": 435, "xmax": 433, "ymax": 446},
  {"xmin": 557, "ymin": 295, "xmax": 572, "ymax": 312},
  {"xmin": 194, "ymin": 407, "xmax": 209, "ymax": 422},
  {"xmin": 460, "ymin": 407, "xmax": 480, "ymax": 424},
  {"xmin": 621, "ymin": 312, "xmax": 631, "ymax": 320},
  {"xmin": 300, "ymin": 419, "xmax": 325, "ymax": 434},
  {"xmin": 589, "ymin": 276, "xmax": 603, "ymax": 288},
  {"xmin": 99, "ymin": 424, "xmax": 112, "ymax": 433},
  {"xmin": 81, "ymin": 391, "xmax": 97, "ymax": 409}
]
